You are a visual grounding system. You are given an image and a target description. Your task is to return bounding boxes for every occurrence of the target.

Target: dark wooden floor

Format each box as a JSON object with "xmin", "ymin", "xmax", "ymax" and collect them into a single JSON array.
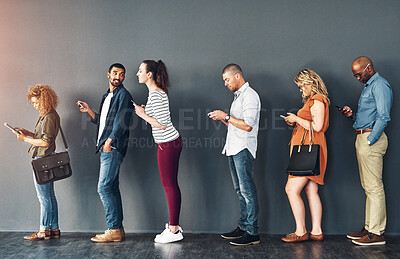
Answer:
[{"xmin": 0, "ymin": 232, "xmax": 399, "ymax": 259}]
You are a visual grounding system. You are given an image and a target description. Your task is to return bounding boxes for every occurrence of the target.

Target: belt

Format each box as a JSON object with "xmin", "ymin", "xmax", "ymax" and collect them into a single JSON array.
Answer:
[{"xmin": 355, "ymin": 129, "xmax": 372, "ymax": 135}]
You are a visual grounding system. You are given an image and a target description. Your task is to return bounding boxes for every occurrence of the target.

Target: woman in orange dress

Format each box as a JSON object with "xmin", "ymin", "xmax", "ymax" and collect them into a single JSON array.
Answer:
[{"xmin": 281, "ymin": 69, "xmax": 330, "ymax": 242}]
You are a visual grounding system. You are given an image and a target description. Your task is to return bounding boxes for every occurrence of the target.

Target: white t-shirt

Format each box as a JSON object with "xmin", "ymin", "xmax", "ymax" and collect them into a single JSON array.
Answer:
[{"xmin": 97, "ymin": 92, "xmax": 114, "ymax": 145}]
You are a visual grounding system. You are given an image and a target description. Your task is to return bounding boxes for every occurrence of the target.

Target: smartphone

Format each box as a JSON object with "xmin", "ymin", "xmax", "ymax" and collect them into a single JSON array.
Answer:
[{"xmin": 335, "ymin": 105, "xmax": 343, "ymax": 111}]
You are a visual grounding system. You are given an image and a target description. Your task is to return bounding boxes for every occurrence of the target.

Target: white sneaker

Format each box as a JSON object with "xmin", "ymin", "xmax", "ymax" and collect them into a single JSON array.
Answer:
[
  {"xmin": 154, "ymin": 223, "xmax": 184, "ymax": 244},
  {"xmin": 155, "ymin": 223, "xmax": 170, "ymax": 239}
]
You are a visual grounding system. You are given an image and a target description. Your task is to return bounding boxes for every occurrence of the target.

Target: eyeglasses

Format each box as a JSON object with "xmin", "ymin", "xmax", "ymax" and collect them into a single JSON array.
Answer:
[{"xmin": 353, "ymin": 63, "xmax": 370, "ymax": 78}]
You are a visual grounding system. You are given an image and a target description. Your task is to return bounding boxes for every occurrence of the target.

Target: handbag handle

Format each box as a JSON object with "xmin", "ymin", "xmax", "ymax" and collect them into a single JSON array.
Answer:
[{"xmin": 298, "ymin": 121, "xmax": 315, "ymax": 152}]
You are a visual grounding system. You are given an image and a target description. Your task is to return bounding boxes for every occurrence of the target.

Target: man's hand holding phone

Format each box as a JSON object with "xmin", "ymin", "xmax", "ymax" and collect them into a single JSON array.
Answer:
[
  {"xmin": 338, "ymin": 105, "xmax": 354, "ymax": 118},
  {"xmin": 77, "ymin": 100, "xmax": 96, "ymax": 120},
  {"xmin": 77, "ymin": 101, "xmax": 89, "ymax": 112}
]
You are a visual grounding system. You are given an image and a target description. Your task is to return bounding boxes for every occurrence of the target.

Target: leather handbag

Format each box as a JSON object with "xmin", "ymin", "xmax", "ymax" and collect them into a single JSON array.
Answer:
[
  {"xmin": 31, "ymin": 126, "xmax": 72, "ymax": 184},
  {"xmin": 286, "ymin": 121, "xmax": 320, "ymax": 176}
]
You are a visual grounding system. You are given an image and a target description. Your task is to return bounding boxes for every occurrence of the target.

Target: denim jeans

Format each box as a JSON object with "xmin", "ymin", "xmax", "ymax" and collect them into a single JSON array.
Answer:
[
  {"xmin": 98, "ymin": 149, "xmax": 124, "ymax": 230},
  {"xmin": 227, "ymin": 148, "xmax": 259, "ymax": 235},
  {"xmin": 33, "ymin": 153, "xmax": 59, "ymax": 230}
]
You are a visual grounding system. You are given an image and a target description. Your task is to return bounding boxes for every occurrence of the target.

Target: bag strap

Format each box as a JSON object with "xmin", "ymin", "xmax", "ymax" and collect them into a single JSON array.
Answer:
[
  {"xmin": 59, "ymin": 126, "xmax": 69, "ymax": 150},
  {"xmin": 32, "ymin": 118, "xmax": 68, "ymax": 158},
  {"xmin": 300, "ymin": 121, "xmax": 315, "ymax": 144},
  {"xmin": 309, "ymin": 121, "xmax": 315, "ymax": 144},
  {"xmin": 298, "ymin": 121, "xmax": 315, "ymax": 152}
]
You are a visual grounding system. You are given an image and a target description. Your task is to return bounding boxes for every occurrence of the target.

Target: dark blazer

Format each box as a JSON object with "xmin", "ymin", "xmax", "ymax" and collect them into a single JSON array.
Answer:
[{"xmin": 91, "ymin": 84, "xmax": 133, "ymax": 157}]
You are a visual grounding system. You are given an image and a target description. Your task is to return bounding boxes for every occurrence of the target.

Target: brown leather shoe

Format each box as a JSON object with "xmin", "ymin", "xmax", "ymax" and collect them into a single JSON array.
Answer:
[
  {"xmin": 346, "ymin": 227, "xmax": 368, "ymax": 240},
  {"xmin": 91, "ymin": 228, "xmax": 125, "ymax": 242},
  {"xmin": 50, "ymin": 229, "xmax": 61, "ymax": 239},
  {"xmin": 309, "ymin": 233, "xmax": 324, "ymax": 241},
  {"xmin": 24, "ymin": 230, "xmax": 51, "ymax": 240},
  {"xmin": 281, "ymin": 232, "xmax": 310, "ymax": 243},
  {"xmin": 95, "ymin": 228, "xmax": 125, "ymax": 239},
  {"xmin": 352, "ymin": 232, "xmax": 385, "ymax": 246}
]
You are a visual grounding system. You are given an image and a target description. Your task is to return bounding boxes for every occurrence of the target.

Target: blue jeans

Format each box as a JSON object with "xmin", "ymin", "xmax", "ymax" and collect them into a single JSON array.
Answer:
[
  {"xmin": 98, "ymin": 149, "xmax": 124, "ymax": 229},
  {"xmin": 227, "ymin": 149, "xmax": 259, "ymax": 235},
  {"xmin": 33, "ymin": 153, "xmax": 59, "ymax": 230}
]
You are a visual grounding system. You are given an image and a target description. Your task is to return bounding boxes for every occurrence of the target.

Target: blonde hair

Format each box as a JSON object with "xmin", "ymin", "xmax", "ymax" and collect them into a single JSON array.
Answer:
[
  {"xmin": 27, "ymin": 84, "xmax": 59, "ymax": 115},
  {"xmin": 294, "ymin": 69, "xmax": 330, "ymax": 104}
]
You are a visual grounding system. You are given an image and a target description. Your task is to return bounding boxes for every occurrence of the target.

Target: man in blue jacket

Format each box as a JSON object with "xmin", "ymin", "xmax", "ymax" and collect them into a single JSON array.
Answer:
[
  {"xmin": 78, "ymin": 63, "xmax": 133, "ymax": 242},
  {"xmin": 341, "ymin": 56, "xmax": 393, "ymax": 246}
]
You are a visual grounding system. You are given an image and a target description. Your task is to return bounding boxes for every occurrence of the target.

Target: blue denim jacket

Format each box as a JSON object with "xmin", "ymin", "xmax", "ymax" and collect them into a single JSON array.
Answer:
[
  {"xmin": 353, "ymin": 73, "xmax": 393, "ymax": 145},
  {"xmin": 91, "ymin": 85, "xmax": 133, "ymax": 156}
]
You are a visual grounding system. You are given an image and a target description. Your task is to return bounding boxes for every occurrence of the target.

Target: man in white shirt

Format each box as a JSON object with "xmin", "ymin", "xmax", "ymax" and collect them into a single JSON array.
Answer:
[{"xmin": 209, "ymin": 63, "xmax": 261, "ymax": 246}]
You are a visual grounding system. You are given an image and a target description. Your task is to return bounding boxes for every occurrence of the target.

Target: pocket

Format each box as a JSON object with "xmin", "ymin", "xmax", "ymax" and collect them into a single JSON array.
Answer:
[
  {"xmin": 358, "ymin": 92, "xmax": 374, "ymax": 108},
  {"xmin": 100, "ymin": 148, "xmax": 112, "ymax": 153},
  {"xmin": 100, "ymin": 149, "xmax": 113, "ymax": 161},
  {"xmin": 39, "ymin": 170, "xmax": 54, "ymax": 182},
  {"xmin": 52, "ymin": 164, "xmax": 72, "ymax": 178},
  {"xmin": 371, "ymin": 134, "xmax": 388, "ymax": 155}
]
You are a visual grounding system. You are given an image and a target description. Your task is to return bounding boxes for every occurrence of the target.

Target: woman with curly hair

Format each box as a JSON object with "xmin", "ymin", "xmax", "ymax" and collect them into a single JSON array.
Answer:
[
  {"xmin": 281, "ymin": 69, "xmax": 330, "ymax": 242},
  {"xmin": 14, "ymin": 84, "xmax": 61, "ymax": 240}
]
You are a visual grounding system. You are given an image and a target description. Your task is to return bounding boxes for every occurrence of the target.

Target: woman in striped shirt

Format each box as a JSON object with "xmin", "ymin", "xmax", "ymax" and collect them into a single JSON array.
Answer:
[{"xmin": 134, "ymin": 60, "xmax": 183, "ymax": 244}]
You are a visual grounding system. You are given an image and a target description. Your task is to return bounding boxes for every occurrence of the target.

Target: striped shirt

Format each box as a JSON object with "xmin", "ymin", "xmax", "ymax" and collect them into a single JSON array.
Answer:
[{"xmin": 145, "ymin": 90, "xmax": 180, "ymax": 143}]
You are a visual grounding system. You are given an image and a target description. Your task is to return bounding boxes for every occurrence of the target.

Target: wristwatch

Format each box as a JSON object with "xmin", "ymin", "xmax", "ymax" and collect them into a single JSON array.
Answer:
[{"xmin": 224, "ymin": 115, "xmax": 230, "ymax": 122}]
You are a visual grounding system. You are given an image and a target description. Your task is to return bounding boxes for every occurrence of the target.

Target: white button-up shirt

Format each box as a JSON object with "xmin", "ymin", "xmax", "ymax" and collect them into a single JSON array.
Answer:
[{"xmin": 222, "ymin": 82, "xmax": 261, "ymax": 159}]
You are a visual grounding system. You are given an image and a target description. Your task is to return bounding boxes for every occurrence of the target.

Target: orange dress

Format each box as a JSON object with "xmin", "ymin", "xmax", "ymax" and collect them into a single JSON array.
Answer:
[{"xmin": 288, "ymin": 94, "xmax": 329, "ymax": 185}]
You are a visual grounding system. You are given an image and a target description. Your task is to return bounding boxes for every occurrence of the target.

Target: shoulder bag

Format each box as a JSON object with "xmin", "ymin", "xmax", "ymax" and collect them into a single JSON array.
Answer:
[{"xmin": 31, "ymin": 125, "xmax": 72, "ymax": 184}]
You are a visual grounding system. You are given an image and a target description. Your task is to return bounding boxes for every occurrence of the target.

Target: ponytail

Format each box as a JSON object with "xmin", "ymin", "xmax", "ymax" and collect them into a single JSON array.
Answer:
[{"xmin": 143, "ymin": 59, "xmax": 170, "ymax": 95}]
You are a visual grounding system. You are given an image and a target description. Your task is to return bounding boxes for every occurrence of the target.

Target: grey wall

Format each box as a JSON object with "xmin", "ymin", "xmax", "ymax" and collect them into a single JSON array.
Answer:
[{"xmin": 0, "ymin": 0, "xmax": 399, "ymax": 234}]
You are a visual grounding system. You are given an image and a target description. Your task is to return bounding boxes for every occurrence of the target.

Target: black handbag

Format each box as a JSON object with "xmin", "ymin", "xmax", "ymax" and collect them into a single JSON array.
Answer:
[
  {"xmin": 31, "ymin": 126, "xmax": 72, "ymax": 185},
  {"xmin": 286, "ymin": 121, "xmax": 320, "ymax": 176}
]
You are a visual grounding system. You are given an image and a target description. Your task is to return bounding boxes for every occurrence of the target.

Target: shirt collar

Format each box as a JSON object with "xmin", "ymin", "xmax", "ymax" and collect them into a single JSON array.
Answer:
[
  {"xmin": 108, "ymin": 84, "xmax": 123, "ymax": 93},
  {"xmin": 364, "ymin": 72, "xmax": 379, "ymax": 88},
  {"xmin": 104, "ymin": 84, "xmax": 123, "ymax": 97},
  {"xmin": 234, "ymin": 82, "xmax": 249, "ymax": 99}
]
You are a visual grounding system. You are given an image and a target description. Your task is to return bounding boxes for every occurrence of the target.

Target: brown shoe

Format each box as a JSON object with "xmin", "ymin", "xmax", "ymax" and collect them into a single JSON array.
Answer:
[
  {"xmin": 24, "ymin": 230, "xmax": 51, "ymax": 240},
  {"xmin": 309, "ymin": 233, "xmax": 324, "ymax": 241},
  {"xmin": 352, "ymin": 232, "xmax": 386, "ymax": 246},
  {"xmin": 346, "ymin": 227, "xmax": 368, "ymax": 240},
  {"xmin": 50, "ymin": 229, "xmax": 61, "ymax": 239},
  {"xmin": 95, "ymin": 228, "xmax": 125, "ymax": 239},
  {"xmin": 91, "ymin": 228, "xmax": 125, "ymax": 242},
  {"xmin": 281, "ymin": 232, "xmax": 310, "ymax": 243}
]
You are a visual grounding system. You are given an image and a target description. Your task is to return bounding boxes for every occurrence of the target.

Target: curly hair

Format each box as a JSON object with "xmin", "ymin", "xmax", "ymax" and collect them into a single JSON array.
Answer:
[
  {"xmin": 27, "ymin": 84, "xmax": 59, "ymax": 115},
  {"xmin": 294, "ymin": 69, "xmax": 330, "ymax": 105}
]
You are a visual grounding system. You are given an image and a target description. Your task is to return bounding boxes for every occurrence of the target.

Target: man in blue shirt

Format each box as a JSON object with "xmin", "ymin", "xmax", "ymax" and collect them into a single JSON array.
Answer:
[
  {"xmin": 341, "ymin": 56, "xmax": 393, "ymax": 246},
  {"xmin": 78, "ymin": 63, "xmax": 133, "ymax": 242}
]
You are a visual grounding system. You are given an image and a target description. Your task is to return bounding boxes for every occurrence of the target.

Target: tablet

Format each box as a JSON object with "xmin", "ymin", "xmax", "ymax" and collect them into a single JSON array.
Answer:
[{"xmin": 4, "ymin": 122, "xmax": 16, "ymax": 133}]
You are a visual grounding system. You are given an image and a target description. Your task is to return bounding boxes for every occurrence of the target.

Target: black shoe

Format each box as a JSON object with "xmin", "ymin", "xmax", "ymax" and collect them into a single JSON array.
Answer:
[
  {"xmin": 221, "ymin": 227, "xmax": 245, "ymax": 240},
  {"xmin": 230, "ymin": 232, "xmax": 260, "ymax": 246}
]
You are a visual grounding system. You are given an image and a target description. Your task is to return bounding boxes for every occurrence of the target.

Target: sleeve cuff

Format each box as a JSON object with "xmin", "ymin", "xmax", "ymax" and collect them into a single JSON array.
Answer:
[
  {"xmin": 243, "ymin": 118, "xmax": 256, "ymax": 128},
  {"xmin": 367, "ymin": 136, "xmax": 376, "ymax": 145}
]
